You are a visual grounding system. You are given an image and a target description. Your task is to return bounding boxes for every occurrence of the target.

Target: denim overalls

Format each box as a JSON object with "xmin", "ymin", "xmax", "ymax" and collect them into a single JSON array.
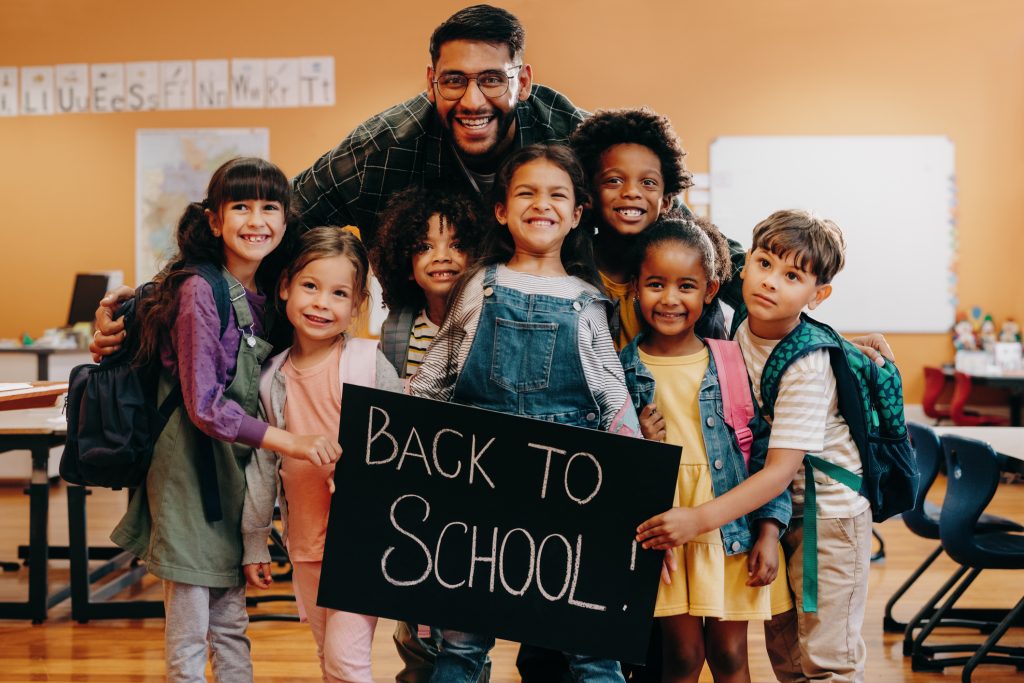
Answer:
[{"xmin": 434, "ymin": 264, "xmax": 624, "ymax": 683}]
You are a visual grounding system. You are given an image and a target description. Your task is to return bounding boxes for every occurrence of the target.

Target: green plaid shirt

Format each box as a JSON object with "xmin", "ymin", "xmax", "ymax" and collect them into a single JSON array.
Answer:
[{"xmin": 291, "ymin": 84, "xmax": 588, "ymax": 246}]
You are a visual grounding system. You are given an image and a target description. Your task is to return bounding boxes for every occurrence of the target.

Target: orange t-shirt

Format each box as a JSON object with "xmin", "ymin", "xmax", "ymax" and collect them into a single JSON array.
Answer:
[{"xmin": 279, "ymin": 339, "xmax": 342, "ymax": 561}]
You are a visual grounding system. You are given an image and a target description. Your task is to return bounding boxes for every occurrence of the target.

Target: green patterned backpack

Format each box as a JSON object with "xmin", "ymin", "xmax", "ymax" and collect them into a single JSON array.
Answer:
[{"xmin": 734, "ymin": 309, "xmax": 920, "ymax": 611}]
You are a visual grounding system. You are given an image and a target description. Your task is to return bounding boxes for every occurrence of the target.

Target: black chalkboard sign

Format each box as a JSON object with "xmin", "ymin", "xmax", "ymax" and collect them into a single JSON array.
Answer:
[{"xmin": 318, "ymin": 385, "xmax": 680, "ymax": 664}]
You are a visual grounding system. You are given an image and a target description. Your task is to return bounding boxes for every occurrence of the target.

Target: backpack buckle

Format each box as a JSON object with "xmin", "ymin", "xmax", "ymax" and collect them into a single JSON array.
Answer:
[
  {"xmin": 735, "ymin": 426, "xmax": 753, "ymax": 466},
  {"xmin": 227, "ymin": 280, "xmax": 247, "ymax": 302}
]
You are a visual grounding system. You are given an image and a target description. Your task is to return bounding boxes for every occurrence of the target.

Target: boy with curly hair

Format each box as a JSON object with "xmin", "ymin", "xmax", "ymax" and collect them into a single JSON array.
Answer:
[
  {"xmin": 369, "ymin": 185, "xmax": 485, "ymax": 380},
  {"xmin": 570, "ymin": 107, "xmax": 700, "ymax": 349}
]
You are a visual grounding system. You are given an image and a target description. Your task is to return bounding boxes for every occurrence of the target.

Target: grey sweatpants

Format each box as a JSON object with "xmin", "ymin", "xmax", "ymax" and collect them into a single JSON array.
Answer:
[{"xmin": 163, "ymin": 580, "xmax": 252, "ymax": 683}]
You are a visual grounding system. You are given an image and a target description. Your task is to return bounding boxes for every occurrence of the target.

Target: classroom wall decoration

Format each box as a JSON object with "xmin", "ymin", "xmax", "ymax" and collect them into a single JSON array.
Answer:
[
  {"xmin": 135, "ymin": 128, "xmax": 269, "ymax": 283},
  {"xmin": 710, "ymin": 136, "xmax": 957, "ymax": 333},
  {"xmin": 0, "ymin": 57, "xmax": 334, "ymax": 116}
]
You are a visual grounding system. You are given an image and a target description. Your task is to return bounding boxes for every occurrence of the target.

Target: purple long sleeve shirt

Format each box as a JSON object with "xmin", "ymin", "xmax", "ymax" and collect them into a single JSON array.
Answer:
[{"xmin": 159, "ymin": 275, "xmax": 269, "ymax": 448}]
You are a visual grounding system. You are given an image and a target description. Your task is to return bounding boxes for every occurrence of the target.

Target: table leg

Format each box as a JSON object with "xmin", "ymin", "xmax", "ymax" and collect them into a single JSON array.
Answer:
[
  {"xmin": 1009, "ymin": 393, "xmax": 1021, "ymax": 427},
  {"xmin": 27, "ymin": 444, "xmax": 50, "ymax": 623}
]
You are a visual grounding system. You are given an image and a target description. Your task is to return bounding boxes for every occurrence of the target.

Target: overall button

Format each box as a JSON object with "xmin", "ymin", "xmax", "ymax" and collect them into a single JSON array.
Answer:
[
  {"xmin": 706, "ymin": 417, "xmax": 715, "ymax": 427},
  {"xmin": 713, "ymin": 459, "xmax": 723, "ymax": 470},
  {"xmin": 731, "ymin": 541, "xmax": 741, "ymax": 552},
  {"xmin": 572, "ymin": 301, "xmax": 582, "ymax": 311},
  {"xmin": 585, "ymin": 412, "xmax": 596, "ymax": 421},
  {"xmin": 483, "ymin": 286, "xmax": 494, "ymax": 297}
]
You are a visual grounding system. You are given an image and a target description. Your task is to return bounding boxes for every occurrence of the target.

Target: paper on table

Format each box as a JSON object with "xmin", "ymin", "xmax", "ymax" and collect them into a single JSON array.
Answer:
[{"xmin": 0, "ymin": 383, "xmax": 34, "ymax": 392}]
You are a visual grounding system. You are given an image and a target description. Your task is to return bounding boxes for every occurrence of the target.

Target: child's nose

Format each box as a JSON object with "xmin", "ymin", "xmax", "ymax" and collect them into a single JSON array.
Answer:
[{"xmin": 621, "ymin": 180, "xmax": 642, "ymax": 197}]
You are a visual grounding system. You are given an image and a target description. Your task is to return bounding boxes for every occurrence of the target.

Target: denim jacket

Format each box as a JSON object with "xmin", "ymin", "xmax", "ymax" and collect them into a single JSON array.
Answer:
[{"xmin": 619, "ymin": 332, "xmax": 791, "ymax": 555}]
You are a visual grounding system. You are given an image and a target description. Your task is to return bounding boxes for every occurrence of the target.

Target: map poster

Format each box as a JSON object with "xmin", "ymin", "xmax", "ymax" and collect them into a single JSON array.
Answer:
[{"xmin": 135, "ymin": 128, "xmax": 269, "ymax": 284}]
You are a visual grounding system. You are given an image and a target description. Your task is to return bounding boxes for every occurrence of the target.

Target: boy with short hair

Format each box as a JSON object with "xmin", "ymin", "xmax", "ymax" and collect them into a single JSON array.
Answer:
[{"xmin": 734, "ymin": 209, "xmax": 871, "ymax": 683}]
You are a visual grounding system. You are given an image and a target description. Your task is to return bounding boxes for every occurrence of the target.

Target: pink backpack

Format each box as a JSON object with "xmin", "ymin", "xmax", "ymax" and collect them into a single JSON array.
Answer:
[{"xmin": 705, "ymin": 339, "xmax": 755, "ymax": 466}]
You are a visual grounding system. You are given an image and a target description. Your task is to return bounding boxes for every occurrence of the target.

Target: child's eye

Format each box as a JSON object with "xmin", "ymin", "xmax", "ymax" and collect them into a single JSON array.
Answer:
[
  {"xmin": 262, "ymin": 203, "xmax": 281, "ymax": 211},
  {"xmin": 642, "ymin": 179, "xmax": 659, "ymax": 187},
  {"xmin": 786, "ymin": 272, "xmax": 800, "ymax": 282},
  {"xmin": 230, "ymin": 203, "xmax": 249, "ymax": 211},
  {"xmin": 603, "ymin": 177, "xmax": 622, "ymax": 186},
  {"xmin": 302, "ymin": 282, "xmax": 316, "ymax": 290},
  {"xmin": 334, "ymin": 289, "xmax": 348, "ymax": 298},
  {"xmin": 552, "ymin": 192, "xmax": 568, "ymax": 200},
  {"xmin": 414, "ymin": 242, "xmax": 431, "ymax": 253},
  {"xmin": 759, "ymin": 258, "xmax": 770, "ymax": 269},
  {"xmin": 450, "ymin": 241, "xmax": 464, "ymax": 251}
]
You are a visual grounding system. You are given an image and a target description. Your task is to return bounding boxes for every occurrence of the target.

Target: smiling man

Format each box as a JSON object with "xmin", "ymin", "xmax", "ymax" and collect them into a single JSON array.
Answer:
[{"xmin": 290, "ymin": 4, "xmax": 587, "ymax": 247}]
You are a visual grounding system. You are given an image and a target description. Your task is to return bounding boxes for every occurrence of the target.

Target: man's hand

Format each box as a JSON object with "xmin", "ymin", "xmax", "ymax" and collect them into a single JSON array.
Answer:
[
  {"xmin": 639, "ymin": 404, "xmax": 667, "ymax": 442},
  {"xmin": 243, "ymin": 562, "xmax": 273, "ymax": 589},
  {"xmin": 848, "ymin": 333, "xmax": 895, "ymax": 367},
  {"xmin": 636, "ymin": 507, "xmax": 703, "ymax": 550},
  {"xmin": 89, "ymin": 286, "xmax": 135, "ymax": 361}
]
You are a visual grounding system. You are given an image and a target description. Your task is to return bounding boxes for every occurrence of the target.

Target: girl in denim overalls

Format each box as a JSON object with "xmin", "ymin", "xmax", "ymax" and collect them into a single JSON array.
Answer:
[
  {"xmin": 410, "ymin": 143, "xmax": 640, "ymax": 683},
  {"xmin": 624, "ymin": 217, "xmax": 792, "ymax": 683}
]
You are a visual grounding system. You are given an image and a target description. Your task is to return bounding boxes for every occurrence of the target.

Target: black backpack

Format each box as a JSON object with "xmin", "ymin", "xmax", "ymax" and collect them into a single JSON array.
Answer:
[{"xmin": 60, "ymin": 263, "xmax": 231, "ymax": 493}]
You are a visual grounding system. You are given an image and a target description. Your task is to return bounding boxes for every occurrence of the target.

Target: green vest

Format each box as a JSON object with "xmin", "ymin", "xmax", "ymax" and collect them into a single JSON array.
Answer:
[{"xmin": 111, "ymin": 271, "xmax": 272, "ymax": 587}]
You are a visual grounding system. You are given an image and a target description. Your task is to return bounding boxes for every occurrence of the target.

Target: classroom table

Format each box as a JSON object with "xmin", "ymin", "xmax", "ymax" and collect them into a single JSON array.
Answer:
[
  {"xmin": 943, "ymin": 366, "xmax": 1024, "ymax": 427},
  {"xmin": 0, "ymin": 407, "xmax": 161, "ymax": 623},
  {"xmin": 932, "ymin": 425, "xmax": 1024, "ymax": 466},
  {"xmin": 0, "ymin": 407, "xmax": 71, "ymax": 622},
  {"xmin": 0, "ymin": 347, "xmax": 90, "ymax": 382},
  {"xmin": 0, "ymin": 382, "xmax": 68, "ymax": 411}
]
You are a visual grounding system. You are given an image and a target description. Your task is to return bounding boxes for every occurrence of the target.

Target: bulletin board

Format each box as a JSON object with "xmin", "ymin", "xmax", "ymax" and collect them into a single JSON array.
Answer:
[{"xmin": 709, "ymin": 136, "xmax": 956, "ymax": 333}]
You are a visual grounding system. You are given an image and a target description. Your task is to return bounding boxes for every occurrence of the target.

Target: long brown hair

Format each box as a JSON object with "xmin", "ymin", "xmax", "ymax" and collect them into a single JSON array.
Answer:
[{"xmin": 134, "ymin": 157, "xmax": 297, "ymax": 366}]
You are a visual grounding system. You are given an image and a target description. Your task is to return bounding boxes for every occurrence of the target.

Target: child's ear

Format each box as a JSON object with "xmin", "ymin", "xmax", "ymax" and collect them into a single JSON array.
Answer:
[
  {"xmin": 495, "ymin": 202, "xmax": 508, "ymax": 226},
  {"xmin": 739, "ymin": 250, "xmax": 752, "ymax": 280},
  {"xmin": 659, "ymin": 195, "xmax": 672, "ymax": 214},
  {"xmin": 705, "ymin": 280, "xmax": 720, "ymax": 303},
  {"xmin": 571, "ymin": 204, "xmax": 583, "ymax": 228},
  {"xmin": 278, "ymin": 277, "xmax": 290, "ymax": 301},
  {"xmin": 806, "ymin": 283, "xmax": 832, "ymax": 310},
  {"xmin": 205, "ymin": 208, "xmax": 221, "ymax": 237}
]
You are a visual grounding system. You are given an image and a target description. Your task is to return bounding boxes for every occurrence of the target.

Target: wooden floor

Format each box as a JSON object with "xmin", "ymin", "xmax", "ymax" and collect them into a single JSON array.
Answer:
[{"xmin": 0, "ymin": 475, "xmax": 1021, "ymax": 682}]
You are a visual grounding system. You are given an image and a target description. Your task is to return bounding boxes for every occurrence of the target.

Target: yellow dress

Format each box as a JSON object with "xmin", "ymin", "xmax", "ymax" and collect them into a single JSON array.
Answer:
[
  {"xmin": 640, "ymin": 347, "xmax": 793, "ymax": 620},
  {"xmin": 598, "ymin": 272, "xmax": 640, "ymax": 351}
]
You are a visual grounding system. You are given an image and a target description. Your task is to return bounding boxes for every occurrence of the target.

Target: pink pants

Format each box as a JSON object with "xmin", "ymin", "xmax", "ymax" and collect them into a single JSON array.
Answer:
[{"xmin": 292, "ymin": 560, "xmax": 378, "ymax": 683}]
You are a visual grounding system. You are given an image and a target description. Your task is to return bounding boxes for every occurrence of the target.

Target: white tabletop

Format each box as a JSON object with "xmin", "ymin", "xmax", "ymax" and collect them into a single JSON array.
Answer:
[
  {"xmin": 932, "ymin": 426, "xmax": 1024, "ymax": 462},
  {"xmin": 0, "ymin": 407, "xmax": 67, "ymax": 435}
]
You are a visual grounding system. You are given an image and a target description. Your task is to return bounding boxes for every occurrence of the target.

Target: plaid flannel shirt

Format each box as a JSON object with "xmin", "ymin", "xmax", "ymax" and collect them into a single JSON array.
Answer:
[{"xmin": 291, "ymin": 83, "xmax": 588, "ymax": 246}]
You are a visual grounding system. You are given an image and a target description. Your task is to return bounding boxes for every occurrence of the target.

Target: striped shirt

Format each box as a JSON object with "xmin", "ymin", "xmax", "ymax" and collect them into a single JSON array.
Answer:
[
  {"xmin": 735, "ymin": 320, "xmax": 869, "ymax": 519},
  {"xmin": 409, "ymin": 266, "xmax": 632, "ymax": 432},
  {"xmin": 405, "ymin": 309, "xmax": 439, "ymax": 379}
]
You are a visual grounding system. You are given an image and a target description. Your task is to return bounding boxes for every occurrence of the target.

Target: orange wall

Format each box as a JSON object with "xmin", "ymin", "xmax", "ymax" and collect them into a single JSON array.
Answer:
[{"xmin": 2, "ymin": 0, "xmax": 1023, "ymax": 402}]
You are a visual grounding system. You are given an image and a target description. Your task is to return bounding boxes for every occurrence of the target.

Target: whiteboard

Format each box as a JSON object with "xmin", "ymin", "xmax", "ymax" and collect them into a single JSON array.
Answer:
[{"xmin": 710, "ymin": 136, "xmax": 955, "ymax": 333}]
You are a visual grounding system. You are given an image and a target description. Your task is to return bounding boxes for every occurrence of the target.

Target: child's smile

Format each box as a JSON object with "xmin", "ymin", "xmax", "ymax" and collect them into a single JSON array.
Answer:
[
  {"xmin": 596, "ymin": 143, "xmax": 671, "ymax": 237},
  {"xmin": 636, "ymin": 242, "xmax": 717, "ymax": 356},
  {"xmin": 496, "ymin": 159, "xmax": 583, "ymax": 263}
]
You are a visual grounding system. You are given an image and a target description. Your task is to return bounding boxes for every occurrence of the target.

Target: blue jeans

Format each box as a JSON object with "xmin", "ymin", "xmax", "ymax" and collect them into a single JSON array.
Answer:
[{"xmin": 430, "ymin": 629, "xmax": 624, "ymax": 683}]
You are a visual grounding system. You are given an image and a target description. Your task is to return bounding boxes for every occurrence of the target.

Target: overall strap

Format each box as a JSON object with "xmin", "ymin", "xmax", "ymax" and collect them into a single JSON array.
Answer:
[
  {"xmin": 482, "ymin": 264, "xmax": 499, "ymax": 288},
  {"xmin": 705, "ymin": 338, "xmax": 754, "ymax": 466}
]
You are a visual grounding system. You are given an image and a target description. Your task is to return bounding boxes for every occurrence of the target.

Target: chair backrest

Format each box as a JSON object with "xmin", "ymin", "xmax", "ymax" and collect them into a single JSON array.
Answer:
[
  {"xmin": 939, "ymin": 434, "xmax": 1002, "ymax": 565},
  {"xmin": 949, "ymin": 372, "xmax": 976, "ymax": 424},
  {"xmin": 904, "ymin": 422, "xmax": 942, "ymax": 538},
  {"xmin": 922, "ymin": 366, "xmax": 951, "ymax": 420}
]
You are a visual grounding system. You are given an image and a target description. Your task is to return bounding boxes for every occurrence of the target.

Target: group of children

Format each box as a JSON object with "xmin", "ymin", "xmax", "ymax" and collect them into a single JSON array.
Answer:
[{"xmin": 115, "ymin": 106, "xmax": 875, "ymax": 683}]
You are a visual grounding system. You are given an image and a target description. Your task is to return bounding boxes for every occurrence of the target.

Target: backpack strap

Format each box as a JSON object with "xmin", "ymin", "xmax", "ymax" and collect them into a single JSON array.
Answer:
[
  {"xmin": 339, "ymin": 337, "xmax": 379, "ymax": 391},
  {"xmin": 190, "ymin": 266, "xmax": 248, "ymax": 523},
  {"xmin": 758, "ymin": 318, "xmax": 863, "ymax": 614},
  {"xmin": 705, "ymin": 339, "xmax": 754, "ymax": 467}
]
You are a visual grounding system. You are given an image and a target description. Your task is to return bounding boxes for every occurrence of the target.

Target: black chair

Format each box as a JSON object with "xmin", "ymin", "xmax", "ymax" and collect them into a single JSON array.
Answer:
[
  {"xmin": 911, "ymin": 434, "xmax": 1024, "ymax": 679},
  {"xmin": 886, "ymin": 423, "xmax": 1022, "ymax": 654}
]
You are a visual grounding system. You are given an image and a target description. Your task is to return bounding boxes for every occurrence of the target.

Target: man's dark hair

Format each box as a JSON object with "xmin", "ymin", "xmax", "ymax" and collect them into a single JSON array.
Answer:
[
  {"xmin": 429, "ymin": 4, "xmax": 526, "ymax": 64},
  {"xmin": 570, "ymin": 107, "xmax": 694, "ymax": 198}
]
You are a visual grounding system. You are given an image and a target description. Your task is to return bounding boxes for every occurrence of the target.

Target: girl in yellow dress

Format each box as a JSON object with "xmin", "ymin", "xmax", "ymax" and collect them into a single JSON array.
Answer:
[{"xmin": 620, "ymin": 216, "xmax": 793, "ymax": 682}]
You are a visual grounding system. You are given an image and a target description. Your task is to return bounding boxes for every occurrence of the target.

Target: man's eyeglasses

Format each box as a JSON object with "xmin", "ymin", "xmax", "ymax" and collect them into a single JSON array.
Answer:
[{"xmin": 432, "ymin": 65, "xmax": 523, "ymax": 101}]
